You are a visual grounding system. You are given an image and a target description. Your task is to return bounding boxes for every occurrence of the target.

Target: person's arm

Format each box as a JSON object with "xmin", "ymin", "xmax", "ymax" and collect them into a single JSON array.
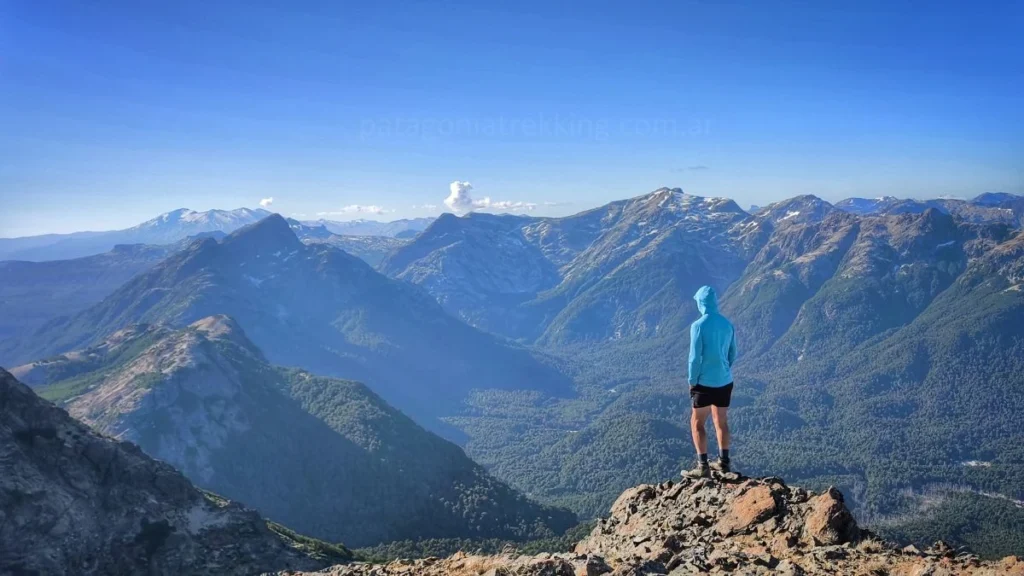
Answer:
[
  {"xmin": 688, "ymin": 322, "xmax": 703, "ymax": 385},
  {"xmin": 728, "ymin": 328, "xmax": 737, "ymax": 367}
]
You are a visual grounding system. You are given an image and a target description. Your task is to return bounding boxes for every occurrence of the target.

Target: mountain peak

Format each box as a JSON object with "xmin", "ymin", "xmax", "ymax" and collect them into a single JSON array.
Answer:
[
  {"xmin": 222, "ymin": 214, "xmax": 303, "ymax": 252},
  {"xmin": 135, "ymin": 208, "xmax": 194, "ymax": 228},
  {"xmin": 132, "ymin": 208, "xmax": 275, "ymax": 232},
  {"xmin": 190, "ymin": 314, "xmax": 241, "ymax": 337},
  {"xmin": 754, "ymin": 195, "xmax": 836, "ymax": 225},
  {"xmin": 973, "ymin": 192, "xmax": 1023, "ymax": 206},
  {"xmin": 189, "ymin": 315, "xmax": 265, "ymax": 359},
  {"xmin": 642, "ymin": 187, "xmax": 746, "ymax": 215}
]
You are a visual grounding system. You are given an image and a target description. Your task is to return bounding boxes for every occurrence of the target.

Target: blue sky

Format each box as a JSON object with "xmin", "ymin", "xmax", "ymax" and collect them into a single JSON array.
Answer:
[{"xmin": 1, "ymin": 0, "xmax": 1022, "ymax": 236}]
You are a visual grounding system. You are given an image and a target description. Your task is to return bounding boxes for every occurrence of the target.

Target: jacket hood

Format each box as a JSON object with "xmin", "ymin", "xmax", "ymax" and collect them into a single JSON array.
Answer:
[{"xmin": 694, "ymin": 285, "xmax": 719, "ymax": 315}]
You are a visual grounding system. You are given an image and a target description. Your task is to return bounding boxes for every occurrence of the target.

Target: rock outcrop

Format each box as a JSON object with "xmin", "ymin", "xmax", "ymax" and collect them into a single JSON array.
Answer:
[
  {"xmin": 284, "ymin": 473, "xmax": 1024, "ymax": 576},
  {"xmin": 0, "ymin": 368, "xmax": 326, "ymax": 576}
]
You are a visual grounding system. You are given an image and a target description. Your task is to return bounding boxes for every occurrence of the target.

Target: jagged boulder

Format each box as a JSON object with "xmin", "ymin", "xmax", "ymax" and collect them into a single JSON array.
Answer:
[
  {"xmin": 802, "ymin": 486, "xmax": 858, "ymax": 546},
  {"xmin": 715, "ymin": 483, "xmax": 779, "ymax": 536}
]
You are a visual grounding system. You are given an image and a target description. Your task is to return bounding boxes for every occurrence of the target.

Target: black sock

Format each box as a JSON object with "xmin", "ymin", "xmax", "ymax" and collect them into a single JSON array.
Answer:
[
  {"xmin": 721, "ymin": 449, "xmax": 730, "ymax": 463},
  {"xmin": 698, "ymin": 453, "xmax": 708, "ymax": 465}
]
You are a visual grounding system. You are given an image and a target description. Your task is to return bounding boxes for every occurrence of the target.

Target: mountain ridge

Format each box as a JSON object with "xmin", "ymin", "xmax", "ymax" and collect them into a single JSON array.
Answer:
[
  {"xmin": 381, "ymin": 188, "xmax": 763, "ymax": 343},
  {"xmin": 16, "ymin": 316, "xmax": 577, "ymax": 546}
]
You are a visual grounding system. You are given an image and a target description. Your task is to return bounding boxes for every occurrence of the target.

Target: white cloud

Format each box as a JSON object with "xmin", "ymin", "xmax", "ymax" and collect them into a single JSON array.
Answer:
[
  {"xmin": 259, "ymin": 197, "xmax": 274, "ymax": 208},
  {"xmin": 317, "ymin": 205, "xmax": 394, "ymax": 217},
  {"xmin": 490, "ymin": 200, "xmax": 538, "ymax": 211},
  {"xmin": 443, "ymin": 181, "xmax": 538, "ymax": 215},
  {"xmin": 445, "ymin": 181, "xmax": 482, "ymax": 214},
  {"xmin": 411, "ymin": 203, "xmax": 439, "ymax": 211}
]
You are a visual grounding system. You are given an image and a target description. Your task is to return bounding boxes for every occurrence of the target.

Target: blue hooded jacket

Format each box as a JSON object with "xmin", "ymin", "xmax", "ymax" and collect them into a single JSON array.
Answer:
[{"xmin": 687, "ymin": 286, "xmax": 737, "ymax": 387}]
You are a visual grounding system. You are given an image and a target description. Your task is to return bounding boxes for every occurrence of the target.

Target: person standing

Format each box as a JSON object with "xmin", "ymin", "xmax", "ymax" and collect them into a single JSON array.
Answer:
[{"xmin": 683, "ymin": 285, "xmax": 737, "ymax": 478}]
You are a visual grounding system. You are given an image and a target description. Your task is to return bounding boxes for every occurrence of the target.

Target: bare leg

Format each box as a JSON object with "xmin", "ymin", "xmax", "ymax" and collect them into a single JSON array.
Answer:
[
  {"xmin": 690, "ymin": 406, "xmax": 711, "ymax": 455},
  {"xmin": 711, "ymin": 406, "xmax": 730, "ymax": 451}
]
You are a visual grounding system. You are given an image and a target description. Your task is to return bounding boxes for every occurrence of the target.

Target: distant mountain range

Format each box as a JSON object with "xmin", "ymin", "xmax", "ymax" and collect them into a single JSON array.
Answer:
[
  {"xmin": 309, "ymin": 217, "xmax": 435, "ymax": 238},
  {"xmin": 0, "ymin": 209, "xmax": 433, "ymax": 262},
  {"xmin": 0, "ymin": 208, "xmax": 271, "ymax": 261},
  {"xmin": 5, "ymin": 193, "xmax": 1014, "ymax": 263},
  {"xmin": 380, "ymin": 189, "xmax": 810, "ymax": 344},
  {"xmin": 834, "ymin": 192, "xmax": 1024, "ymax": 226},
  {"xmin": 382, "ymin": 189, "xmax": 1022, "ymax": 348},
  {"xmin": 12, "ymin": 316, "xmax": 574, "ymax": 546},
  {"xmin": 0, "ymin": 214, "xmax": 572, "ymax": 427}
]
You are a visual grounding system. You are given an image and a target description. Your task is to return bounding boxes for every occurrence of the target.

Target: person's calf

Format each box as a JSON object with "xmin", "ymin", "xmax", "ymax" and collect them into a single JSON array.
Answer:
[
  {"xmin": 690, "ymin": 408, "xmax": 711, "ymax": 454},
  {"xmin": 711, "ymin": 407, "xmax": 730, "ymax": 451}
]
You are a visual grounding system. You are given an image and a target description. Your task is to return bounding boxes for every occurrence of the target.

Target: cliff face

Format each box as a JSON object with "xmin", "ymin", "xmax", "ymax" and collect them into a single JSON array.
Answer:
[
  {"xmin": 288, "ymin": 473, "xmax": 1024, "ymax": 576},
  {"xmin": 0, "ymin": 368, "xmax": 325, "ymax": 576}
]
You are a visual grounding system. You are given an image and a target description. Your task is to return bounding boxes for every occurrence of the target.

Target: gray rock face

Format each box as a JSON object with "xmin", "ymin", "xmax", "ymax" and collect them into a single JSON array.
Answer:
[{"xmin": 0, "ymin": 368, "xmax": 323, "ymax": 576}]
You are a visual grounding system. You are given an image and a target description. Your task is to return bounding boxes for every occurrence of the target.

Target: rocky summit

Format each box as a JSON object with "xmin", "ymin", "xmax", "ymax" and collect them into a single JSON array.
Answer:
[
  {"xmin": 0, "ymin": 368, "xmax": 327, "ymax": 576},
  {"xmin": 283, "ymin": 473, "xmax": 1024, "ymax": 576}
]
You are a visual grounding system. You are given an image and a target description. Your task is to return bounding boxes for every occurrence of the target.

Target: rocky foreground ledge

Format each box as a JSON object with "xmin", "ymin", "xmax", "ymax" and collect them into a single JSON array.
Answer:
[{"xmin": 281, "ymin": 473, "xmax": 1024, "ymax": 576}]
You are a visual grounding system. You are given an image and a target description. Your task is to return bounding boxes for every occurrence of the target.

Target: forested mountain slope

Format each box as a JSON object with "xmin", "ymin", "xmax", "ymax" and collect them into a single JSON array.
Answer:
[{"xmin": 16, "ymin": 316, "xmax": 576, "ymax": 547}]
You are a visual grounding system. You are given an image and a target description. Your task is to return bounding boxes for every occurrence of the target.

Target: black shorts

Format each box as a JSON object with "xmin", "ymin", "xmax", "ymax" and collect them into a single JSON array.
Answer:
[{"xmin": 690, "ymin": 383, "xmax": 733, "ymax": 408}]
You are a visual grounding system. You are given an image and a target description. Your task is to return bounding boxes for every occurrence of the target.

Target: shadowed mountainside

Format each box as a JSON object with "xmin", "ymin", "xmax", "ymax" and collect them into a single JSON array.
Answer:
[{"xmin": 0, "ymin": 367, "xmax": 332, "ymax": 576}]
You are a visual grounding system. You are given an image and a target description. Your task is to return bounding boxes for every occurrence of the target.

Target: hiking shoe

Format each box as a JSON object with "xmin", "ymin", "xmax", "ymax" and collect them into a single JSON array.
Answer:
[
  {"xmin": 682, "ymin": 463, "xmax": 710, "ymax": 479},
  {"xmin": 711, "ymin": 459, "xmax": 731, "ymax": 474}
]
